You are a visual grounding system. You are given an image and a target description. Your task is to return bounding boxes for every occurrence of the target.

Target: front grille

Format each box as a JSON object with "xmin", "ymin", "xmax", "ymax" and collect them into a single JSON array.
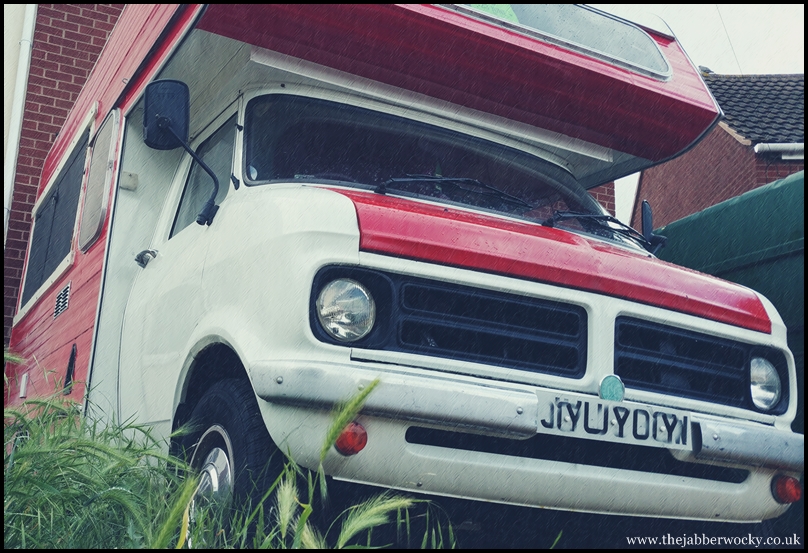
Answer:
[
  {"xmin": 397, "ymin": 281, "xmax": 586, "ymax": 376},
  {"xmin": 312, "ymin": 267, "xmax": 587, "ymax": 378},
  {"xmin": 406, "ymin": 426, "xmax": 748, "ymax": 483},
  {"xmin": 614, "ymin": 317, "xmax": 788, "ymax": 412}
]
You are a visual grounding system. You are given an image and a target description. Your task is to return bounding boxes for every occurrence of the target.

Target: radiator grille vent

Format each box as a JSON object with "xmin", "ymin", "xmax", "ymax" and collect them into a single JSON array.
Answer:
[
  {"xmin": 311, "ymin": 267, "xmax": 587, "ymax": 378},
  {"xmin": 614, "ymin": 316, "xmax": 787, "ymax": 413},
  {"xmin": 397, "ymin": 281, "xmax": 587, "ymax": 377}
]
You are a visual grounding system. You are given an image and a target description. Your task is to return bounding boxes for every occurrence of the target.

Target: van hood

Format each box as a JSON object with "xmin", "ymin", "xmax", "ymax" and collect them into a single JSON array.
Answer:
[{"xmin": 332, "ymin": 188, "xmax": 770, "ymax": 334}]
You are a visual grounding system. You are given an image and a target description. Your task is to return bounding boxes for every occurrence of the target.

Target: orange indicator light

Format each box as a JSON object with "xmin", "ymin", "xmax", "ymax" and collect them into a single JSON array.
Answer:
[
  {"xmin": 771, "ymin": 475, "xmax": 802, "ymax": 504},
  {"xmin": 335, "ymin": 421, "xmax": 368, "ymax": 456}
]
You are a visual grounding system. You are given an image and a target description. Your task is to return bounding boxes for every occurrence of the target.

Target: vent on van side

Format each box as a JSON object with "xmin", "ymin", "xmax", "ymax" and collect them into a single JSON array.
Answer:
[{"xmin": 54, "ymin": 282, "xmax": 71, "ymax": 318}]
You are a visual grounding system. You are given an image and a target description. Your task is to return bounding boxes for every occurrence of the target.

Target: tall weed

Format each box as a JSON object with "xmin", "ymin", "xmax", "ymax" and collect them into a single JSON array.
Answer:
[
  {"xmin": 4, "ymin": 376, "xmax": 454, "ymax": 548},
  {"xmin": 4, "ymin": 399, "xmax": 188, "ymax": 548}
]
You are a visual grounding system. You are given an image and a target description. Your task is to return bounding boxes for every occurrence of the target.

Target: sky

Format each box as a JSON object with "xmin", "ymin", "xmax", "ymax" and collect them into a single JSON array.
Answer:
[{"xmin": 588, "ymin": 4, "xmax": 804, "ymax": 221}]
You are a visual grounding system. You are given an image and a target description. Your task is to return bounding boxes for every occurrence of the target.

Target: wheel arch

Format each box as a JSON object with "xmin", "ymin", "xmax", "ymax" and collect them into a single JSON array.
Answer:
[{"xmin": 172, "ymin": 337, "xmax": 251, "ymax": 436}]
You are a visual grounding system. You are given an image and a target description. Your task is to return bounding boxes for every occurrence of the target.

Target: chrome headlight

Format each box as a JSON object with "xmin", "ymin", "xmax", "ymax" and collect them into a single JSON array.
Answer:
[
  {"xmin": 750, "ymin": 357, "xmax": 781, "ymax": 411},
  {"xmin": 316, "ymin": 278, "xmax": 376, "ymax": 342}
]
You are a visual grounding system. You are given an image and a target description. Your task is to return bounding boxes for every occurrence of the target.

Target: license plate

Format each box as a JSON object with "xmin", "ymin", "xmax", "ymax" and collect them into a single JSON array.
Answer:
[{"xmin": 535, "ymin": 389, "xmax": 691, "ymax": 451}]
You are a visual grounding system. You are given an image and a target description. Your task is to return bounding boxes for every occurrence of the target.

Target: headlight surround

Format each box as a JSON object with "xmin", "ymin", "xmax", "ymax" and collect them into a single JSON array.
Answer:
[
  {"xmin": 750, "ymin": 356, "xmax": 782, "ymax": 411},
  {"xmin": 316, "ymin": 278, "xmax": 376, "ymax": 342}
]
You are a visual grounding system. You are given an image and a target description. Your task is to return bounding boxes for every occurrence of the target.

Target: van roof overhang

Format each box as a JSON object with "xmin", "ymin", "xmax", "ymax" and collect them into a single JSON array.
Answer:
[{"xmin": 196, "ymin": 4, "xmax": 721, "ymax": 188}]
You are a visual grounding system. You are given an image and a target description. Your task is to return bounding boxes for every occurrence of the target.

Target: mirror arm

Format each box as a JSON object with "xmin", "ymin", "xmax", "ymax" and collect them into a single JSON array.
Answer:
[{"xmin": 159, "ymin": 117, "xmax": 220, "ymax": 226}]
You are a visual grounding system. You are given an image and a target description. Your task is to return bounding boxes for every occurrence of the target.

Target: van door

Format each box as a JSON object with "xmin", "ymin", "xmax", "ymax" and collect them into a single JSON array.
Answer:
[{"xmin": 119, "ymin": 114, "xmax": 238, "ymax": 430}]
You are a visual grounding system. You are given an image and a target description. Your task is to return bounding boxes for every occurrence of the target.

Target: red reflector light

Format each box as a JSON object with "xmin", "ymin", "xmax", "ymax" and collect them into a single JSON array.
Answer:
[
  {"xmin": 771, "ymin": 475, "xmax": 802, "ymax": 504},
  {"xmin": 335, "ymin": 421, "xmax": 368, "ymax": 456}
]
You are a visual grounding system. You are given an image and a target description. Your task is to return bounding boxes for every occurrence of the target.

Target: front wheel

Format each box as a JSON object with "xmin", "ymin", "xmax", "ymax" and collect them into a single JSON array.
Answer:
[{"xmin": 183, "ymin": 378, "xmax": 280, "ymax": 510}]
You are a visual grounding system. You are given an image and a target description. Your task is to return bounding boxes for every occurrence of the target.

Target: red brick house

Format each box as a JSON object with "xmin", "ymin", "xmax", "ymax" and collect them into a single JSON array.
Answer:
[
  {"xmin": 631, "ymin": 73, "xmax": 804, "ymax": 228},
  {"xmin": 4, "ymin": 5, "xmax": 124, "ymax": 345}
]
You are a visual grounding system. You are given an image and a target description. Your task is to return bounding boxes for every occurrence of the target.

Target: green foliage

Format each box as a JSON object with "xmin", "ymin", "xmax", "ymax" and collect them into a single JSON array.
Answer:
[
  {"xmin": 4, "ymin": 347, "xmax": 25, "ymax": 390},
  {"xmin": 4, "ymin": 385, "xmax": 455, "ymax": 549},
  {"xmin": 335, "ymin": 493, "xmax": 417, "ymax": 548},
  {"xmin": 183, "ymin": 465, "xmax": 453, "ymax": 549},
  {"xmin": 4, "ymin": 348, "xmax": 25, "ymax": 366},
  {"xmin": 4, "ymin": 399, "xmax": 188, "ymax": 548}
]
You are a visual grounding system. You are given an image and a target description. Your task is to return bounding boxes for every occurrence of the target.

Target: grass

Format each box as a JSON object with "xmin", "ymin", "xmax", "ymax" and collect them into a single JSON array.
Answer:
[
  {"xmin": 4, "ymin": 398, "xmax": 191, "ymax": 548},
  {"xmin": 4, "ymin": 354, "xmax": 455, "ymax": 548}
]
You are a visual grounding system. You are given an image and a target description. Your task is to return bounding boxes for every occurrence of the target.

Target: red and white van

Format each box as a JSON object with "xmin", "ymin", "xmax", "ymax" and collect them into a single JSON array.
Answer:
[{"xmin": 6, "ymin": 4, "xmax": 802, "ymax": 520}]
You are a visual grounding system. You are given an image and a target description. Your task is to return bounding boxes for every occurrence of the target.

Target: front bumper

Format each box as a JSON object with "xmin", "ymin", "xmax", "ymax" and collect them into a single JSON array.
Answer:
[
  {"xmin": 251, "ymin": 359, "xmax": 802, "ymax": 521},
  {"xmin": 694, "ymin": 420, "xmax": 803, "ymax": 472}
]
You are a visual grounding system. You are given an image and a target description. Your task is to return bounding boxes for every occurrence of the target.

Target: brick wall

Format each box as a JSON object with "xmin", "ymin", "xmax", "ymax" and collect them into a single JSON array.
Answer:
[
  {"xmin": 4, "ymin": 4, "xmax": 124, "ymax": 345},
  {"xmin": 755, "ymin": 156, "xmax": 804, "ymax": 187},
  {"xmin": 588, "ymin": 182, "xmax": 615, "ymax": 215},
  {"xmin": 631, "ymin": 126, "xmax": 803, "ymax": 229}
]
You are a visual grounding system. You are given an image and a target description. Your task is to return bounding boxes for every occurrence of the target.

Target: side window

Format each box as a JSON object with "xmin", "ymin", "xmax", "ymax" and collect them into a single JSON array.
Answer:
[
  {"xmin": 171, "ymin": 115, "xmax": 237, "ymax": 237},
  {"xmin": 79, "ymin": 110, "xmax": 119, "ymax": 250},
  {"xmin": 21, "ymin": 128, "xmax": 90, "ymax": 307}
]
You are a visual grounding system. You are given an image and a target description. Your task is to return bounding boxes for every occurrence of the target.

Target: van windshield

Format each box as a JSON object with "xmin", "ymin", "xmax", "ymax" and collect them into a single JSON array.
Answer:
[{"xmin": 244, "ymin": 94, "xmax": 638, "ymax": 247}]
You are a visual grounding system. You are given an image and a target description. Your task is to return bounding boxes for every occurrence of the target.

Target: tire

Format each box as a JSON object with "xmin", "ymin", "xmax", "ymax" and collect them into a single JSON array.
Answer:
[{"xmin": 183, "ymin": 378, "xmax": 281, "ymax": 511}]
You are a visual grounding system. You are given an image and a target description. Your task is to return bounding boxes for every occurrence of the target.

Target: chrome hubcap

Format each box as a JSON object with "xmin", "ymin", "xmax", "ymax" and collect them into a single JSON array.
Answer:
[
  {"xmin": 197, "ymin": 447, "xmax": 233, "ymax": 504},
  {"xmin": 191, "ymin": 424, "xmax": 235, "ymax": 507}
]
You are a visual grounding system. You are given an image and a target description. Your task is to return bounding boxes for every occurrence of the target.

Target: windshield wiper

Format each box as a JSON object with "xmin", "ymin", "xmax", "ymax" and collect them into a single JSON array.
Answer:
[
  {"xmin": 376, "ymin": 174, "xmax": 532, "ymax": 209},
  {"xmin": 542, "ymin": 210, "xmax": 657, "ymax": 251}
]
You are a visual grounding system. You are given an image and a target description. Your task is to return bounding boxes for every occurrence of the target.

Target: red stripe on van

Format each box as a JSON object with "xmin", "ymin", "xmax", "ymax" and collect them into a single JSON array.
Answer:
[{"xmin": 335, "ymin": 189, "xmax": 771, "ymax": 334}]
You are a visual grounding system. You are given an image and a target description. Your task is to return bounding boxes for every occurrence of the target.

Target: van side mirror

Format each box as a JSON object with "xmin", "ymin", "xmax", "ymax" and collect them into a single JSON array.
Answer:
[
  {"xmin": 143, "ymin": 80, "xmax": 190, "ymax": 150},
  {"xmin": 641, "ymin": 200, "xmax": 667, "ymax": 255},
  {"xmin": 142, "ymin": 80, "xmax": 219, "ymax": 226},
  {"xmin": 641, "ymin": 200, "xmax": 654, "ymax": 241}
]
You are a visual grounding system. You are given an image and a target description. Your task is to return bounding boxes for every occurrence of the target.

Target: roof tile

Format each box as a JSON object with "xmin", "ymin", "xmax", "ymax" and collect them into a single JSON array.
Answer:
[{"xmin": 702, "ymin": 73, "xmax": 804, "ymax": 144}]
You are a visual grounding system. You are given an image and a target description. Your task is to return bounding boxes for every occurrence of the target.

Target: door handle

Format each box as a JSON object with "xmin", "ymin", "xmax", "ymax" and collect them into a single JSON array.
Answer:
[{"xmin": 135, "ymin": 249, "xmax": 158, "ymax": 268}]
